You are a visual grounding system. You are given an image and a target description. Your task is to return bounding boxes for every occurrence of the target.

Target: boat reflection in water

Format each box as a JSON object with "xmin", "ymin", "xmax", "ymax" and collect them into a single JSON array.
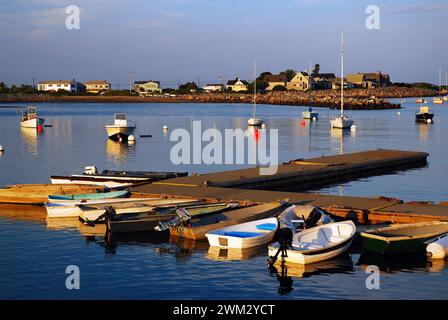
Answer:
[
  {"xmin": 105, "ymin": 139, "xmax": 136, "ymax": 166},
  {"xmin": 20, "ymin": 127, "xmax": 40, "ymax": 156},
  {"xmin": 205, "ymin": 245, "xmax": 267, "ymax": 262},
  {"xmin": 0, "ymin": 204, "xmax": 46, "ymax": 223},
  {"xmin": 269, "ymin": 254, "xmax": 354, "ymax": 295},
  {"xmin": 356, "ymin": 252, "xmax": 445, "ymax": 274},
  {"xmin": 46, "ymin": 216, "xmax": 107, "ymax": 237}
]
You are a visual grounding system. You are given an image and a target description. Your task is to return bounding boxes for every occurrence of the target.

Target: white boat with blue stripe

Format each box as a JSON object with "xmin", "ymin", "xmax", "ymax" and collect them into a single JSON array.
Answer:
[{"xmin": 206, "ymin": 217, "xmax": 278, "ymax": 249}]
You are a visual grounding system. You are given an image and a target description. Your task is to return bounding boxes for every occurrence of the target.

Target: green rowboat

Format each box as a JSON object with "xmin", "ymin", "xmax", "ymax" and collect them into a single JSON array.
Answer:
[
  {"xmin": 48, "ymin": 190, "xmax": 129, "ymax": 201},
  {"xmin": 360, "ymin": 221, "xmax": 448, "ymax": 254}
]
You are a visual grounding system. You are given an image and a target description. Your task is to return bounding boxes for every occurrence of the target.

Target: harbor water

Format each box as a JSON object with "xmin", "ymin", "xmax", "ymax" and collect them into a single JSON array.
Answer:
[{"xmin": 0, "ymin": 99, "xmax": 447, "ymax": 299}]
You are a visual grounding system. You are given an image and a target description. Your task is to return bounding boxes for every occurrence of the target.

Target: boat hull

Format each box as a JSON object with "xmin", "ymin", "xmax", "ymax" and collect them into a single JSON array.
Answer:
[
  {"xmin": 302, "ymin": 111, "xmax": 319, "ymax": 120},
  {"xmin": 247, "ymin": 118, "xmax": 264, "ymax": 126},
  {"xmin": 50, "ymin": 175, "xmax": 149, "ymax": 188},
  {"xmin": 48, "ymin": 190, "xmax": 129, "ymax": 201},
  {"xmin": 206, "ymin": 218, "xmax": 278, "ymax": 249},
  {"xmin": 20, "ymin": 118, "xmax": 44, "ymax": 128},
  {"xmin": 361, "ymin": 235, "xmax": 438, "ymax": 254},
  {"xmin": 105, "ymin": 126, "xmax": 135, "ymax": 141},
  {"xmin": 331, "ymin": 117, "xmax": 353, "ymax": 129},
  {"xmin": 426, "ymin": 233, "xmax": 448, "ymax": 259},
  {"xmin": 415, "ymin": 113, "xmax": 434, "ymax": 123},
  {"xmin": 107, "ymin": 214, "xmax": 174, "ymax": 234}
]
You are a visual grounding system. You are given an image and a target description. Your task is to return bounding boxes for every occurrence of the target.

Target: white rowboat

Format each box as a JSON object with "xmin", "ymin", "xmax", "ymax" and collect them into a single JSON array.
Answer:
[
  {"xmin": 268, "ymin": 221, "xmax": 356, "ymax": 264},
  {"xmin": 206, "ymin": 218, "xmax": 278, "ymax": 249},
  {"xmin": 426, "ymin": 233, "xmax": 448, "ymax": 259}
]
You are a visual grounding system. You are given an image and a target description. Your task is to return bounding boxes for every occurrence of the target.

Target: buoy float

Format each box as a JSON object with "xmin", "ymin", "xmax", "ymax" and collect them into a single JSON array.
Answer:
[
  {"xmin": 350, "ymin": 125, "xmax": 357, "ymax": 131},
  {"xmin": 312, "ymin": 117, "xmax": 317, "ymax": 121},
  {"xmin": 0, "ymin": 145, "xmax": 4, "ymax": 152},
  {"xmin": 426, "ymin": 234, "xmax": 448, "ymax": 259},
  {"xmin": 397, "ymin": 112, "xmax": 401, "ymax": 115},
  {"xmin": 261, "ymin": 123, "xmax": 266, "ymax": 128},
  {"xmin": 163, "ymin": 125, "xmax": 168, "ymax": 131},
  {"xmin": 427, "ymin": 119, "xmax": 432, "ymax": 124},
  {"xmin": 128, "ymin": 135, "xmax": 135, "ymax": 142}
]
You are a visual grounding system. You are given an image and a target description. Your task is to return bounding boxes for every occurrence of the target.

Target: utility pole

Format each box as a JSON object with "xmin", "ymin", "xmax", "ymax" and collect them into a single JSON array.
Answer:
[
  {"xmin": 177, "ymin": 77, "xmax": 181, "ymax": 89},
  {"xmin": 128, "ymin": 72, "xmax": 133, "ymax": 94},
  {"xmin": 32, "ymin": 78, "xmax": 35, "ymax": 89},
  {"xmin": 117, "ymin": 80, "xmax": 120, "ymax": 91},
  {"xmin": 197, "ymin": 76, "xmax": 200, "ymax": 88}
]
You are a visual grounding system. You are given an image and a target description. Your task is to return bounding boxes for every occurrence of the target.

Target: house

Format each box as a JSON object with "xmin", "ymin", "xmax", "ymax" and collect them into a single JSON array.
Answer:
[
  {"xmin": 264, "ymin": 74, "xmax": 287, "ymax": 91},
  {"xmin": 329, "ymin": 78, "xmax": 355, "ymax": 90},
  {"xmin": 37, "ymin": 79, "xmax": 81, "ymax": 92},
  {"xmin": 203, "ymin": 84, "xmax": 224, "ymax": 92},
  {"xmin": 347, "ymin": 72, "xmax": 391, "ymax": 88},
  {"xmin": 286, "ymin": 71, "xmax": 311, "ymax": 91},
  {"xmin": 311, "ymin": 73, "xmax": 336, "ymax": 90},
  {"xmin": 134, "ymin": 80, "xmax": 162, "ymax": 94},
  {"xmin": 226, "ymin": 78, "xmax": 249, "ymax": 92},
  {"xmin": 84, "ymin": 80, "xmax": 110, "ymax": 93}
]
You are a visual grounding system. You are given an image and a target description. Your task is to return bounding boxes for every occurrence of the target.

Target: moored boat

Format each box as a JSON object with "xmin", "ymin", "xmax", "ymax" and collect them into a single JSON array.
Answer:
[
  {"xmin": 206, "ymin": 218, "xmax": 278, "ymax": 249},
  {"xmin": 0, "ymin": 184, "xmax": 107, "ymax": 205},
  {"xmin": 433, "ymin": 98, "xmax": 444, "ymax": 104},
  {"xmin": 105, "ymin": 113, "xmax": 136, "ymax": 142},
  {"xmin": 302, "ymin": 107, "xmax": 319, "ymax": 120},
  {"xmin": 415, "ymin": 98, "xmax": 425, "ymax": 104},
  {"xmin": 360, "ymin": 221, "xmax": 448, "ymax": 254},
  {"xmin": 48, "ymin": 190, "xmax": 129, "ymax": 201},
  {"xmin": 426, "ymin": 233, "xmax": 448, "ymax": 259},
  {"xmin": 20, "ymin": 106, "xmax": 44, "ymax": 128},
  {"xmin": 170, "ymin": 199, "xmax": 289, "ymax": 240},
  {"xmin": 415, "ymin": 106, "xmax": 434, "ymax": 123},
  {"xmin": 268, "ymin": 221, "xmax": 356, "ymax": 264}
]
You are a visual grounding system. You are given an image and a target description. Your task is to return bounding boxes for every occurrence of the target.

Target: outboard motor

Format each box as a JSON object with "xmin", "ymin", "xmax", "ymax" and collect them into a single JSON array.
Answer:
[
  {"xmin": 268, "ymin": 227, "xmax": 293, "ymax": 266},
  {"xmin": 303, "ymin": 210, "xmax": 322, "ymax": 229}
]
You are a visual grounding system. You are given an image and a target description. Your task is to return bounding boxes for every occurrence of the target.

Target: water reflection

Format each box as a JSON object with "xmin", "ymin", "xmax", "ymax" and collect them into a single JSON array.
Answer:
[
  {"xmin": 105, "ymin": 139, "xmax": 136, "ymax": 166},
  {"xmin": 205, "ymin": 245, "xmax": 267, "ymax": 262},
  {"xmin": 20, "ymin": 127, "xmax": 40, "ymax": 156},
  {"xmin": 0, "ymin": 204, "xmax": 46, "ymax": 223}
]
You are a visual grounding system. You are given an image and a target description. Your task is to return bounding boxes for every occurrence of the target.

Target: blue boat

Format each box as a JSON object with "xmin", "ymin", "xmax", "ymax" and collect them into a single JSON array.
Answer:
[
  {"xmin": 48, "ymin": 190, "xmax": 129, "ymax": 201},
  {"xmin": 302, "ymin": 106, "xmax": 319, "ymax": 120}
]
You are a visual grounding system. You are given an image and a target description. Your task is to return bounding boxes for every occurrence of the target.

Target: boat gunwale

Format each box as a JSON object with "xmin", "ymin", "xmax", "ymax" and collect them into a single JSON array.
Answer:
[{"xmin": 360, "ymin": 221, "xmax": 448, "ymax": 242}]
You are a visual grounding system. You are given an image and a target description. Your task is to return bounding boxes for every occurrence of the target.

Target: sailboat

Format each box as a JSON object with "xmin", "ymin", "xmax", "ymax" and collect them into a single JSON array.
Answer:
[
  {"xmin": 248, "ymin": 62, "xmax": 264, "ymax": 127},
  {"xmin": 331, "ymin": 32, "xmax": 354, "ymax": 129},
  {"xmin": 433, "ymin": 68, "xmax": 444, "ymax": 104}
]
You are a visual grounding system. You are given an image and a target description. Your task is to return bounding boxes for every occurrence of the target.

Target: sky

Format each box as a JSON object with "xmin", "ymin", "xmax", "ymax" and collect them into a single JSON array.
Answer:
[{"xmin": 0, "ymin": 0, "xmax": 447, "ymax": 88}]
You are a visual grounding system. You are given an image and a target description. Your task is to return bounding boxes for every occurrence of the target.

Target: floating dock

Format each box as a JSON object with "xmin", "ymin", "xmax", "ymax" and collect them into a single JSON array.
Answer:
[
  {"xmin": 132, "ymin": 149, "xmax": 448, "ymax": 227},
  {"xmin": 151, "ymin": 149, "xmax": 429, "ymax": 190}
]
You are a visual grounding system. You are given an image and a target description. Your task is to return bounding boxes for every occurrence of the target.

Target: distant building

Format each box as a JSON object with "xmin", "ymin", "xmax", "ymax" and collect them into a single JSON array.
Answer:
[
  {"xmin": 329, "ymin": 78, "xmax": 355, "ymax": 90},
  {"xmin": 134, "ymin": 80, "xmax": 162, "ymax": 94},
  {"xmin": 37, "ymin": 79, "xmax": 82, "ymax": 92},
  {"xmin": 226, "ymin": 78, "xmax": 249, "ymax": 92},
  {"xmin": 264, "ymin": 74, "xmax": 287, "ymax": 91},
  {"xmin": 203, "ymin": 84, "xmax": 224, "ymax": 92},
  {"xmin": 84, "ymin": 80, "xmax": 110, "ymax": 93},
  {"xmin": 311, "ymin": 73, "xmax": 336, "ymax": 90},
  {"xmin": 347, "ymin": 72, "xmax": 391, "ymax": 88},
  {"xmin": 287, "ymin": 71, "xmax": 311, "ymax": 91}
]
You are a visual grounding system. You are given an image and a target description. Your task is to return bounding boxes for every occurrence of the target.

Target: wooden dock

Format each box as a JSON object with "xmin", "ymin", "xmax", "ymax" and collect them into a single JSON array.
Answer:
[
  {"xmin": 151, "ymin": 149, "xmax": 428, "ymax": 190},
  {"xmin": 131, "ymin": 149, "xmax": 448, "ymax": 228}
]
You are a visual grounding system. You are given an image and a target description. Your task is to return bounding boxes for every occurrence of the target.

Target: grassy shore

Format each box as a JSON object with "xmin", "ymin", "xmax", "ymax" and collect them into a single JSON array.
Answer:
[{"xmin": 0, "ymin": 86, "xmax": 442, "ymax": 110}]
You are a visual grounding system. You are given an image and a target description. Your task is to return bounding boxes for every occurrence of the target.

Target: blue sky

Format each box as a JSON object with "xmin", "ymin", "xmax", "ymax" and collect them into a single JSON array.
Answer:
[{"xmin": 0, "ymin": 0, "xmax": 447, "ymax": 87}]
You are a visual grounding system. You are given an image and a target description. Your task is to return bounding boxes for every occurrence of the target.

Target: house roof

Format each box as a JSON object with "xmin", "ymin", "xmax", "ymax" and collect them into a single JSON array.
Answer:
[
  {"xmin": 346, "ymin": 74, "xmax": 366, "ymax": 83},
  {"xmin": 227, "ymin": 78, "xmax": 249, "ymax": 86},
  {"xmin": 38, "ymin": 80, "xmax": 75, "ymax": 85},
  {"xmin": 264, "ymin": 74, "xmax": 287, "ymax": 83},
  {"xmin": 84, "ymin": 80, "xmax": 109, "ymax": 85},
  {"xmin": 204, "ymin": 84, "xmax": 223, "ymax": 87},
  {"xmin": 312, "ymin": 73, "xmax": 336, "ymax": 80},
  {"xmin": 134, "ymin": 80, "xmax": 160, "ymax": 85}
]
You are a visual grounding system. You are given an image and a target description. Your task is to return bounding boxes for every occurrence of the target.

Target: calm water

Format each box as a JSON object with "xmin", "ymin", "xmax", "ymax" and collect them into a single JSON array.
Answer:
[{"xmin": 0, "ymin": 99, "xmax": 447, "ymax": 299}]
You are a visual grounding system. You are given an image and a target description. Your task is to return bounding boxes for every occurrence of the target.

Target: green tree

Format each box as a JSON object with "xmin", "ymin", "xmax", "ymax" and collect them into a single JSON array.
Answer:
[
  {"xmin": 312, "ymin": 64, "xmax": 320, "ymax": 75},
  {"xmin": 0, "ymin": 81, "xmax": 9, "ymax": 93},
  {"xmin": 259, "ymin": 72, "xmax": 272, "ymax": 80},
  {"xmin": 280, "ymin": 69, "xmax": 296, "ymax": 81},
  {"xmin": 272, "ymin": 85, "xmax": 287, "ymax": 91},
  {"xmin": 178, "ymin": 82, "xmax": 199, "ymax": 94}
]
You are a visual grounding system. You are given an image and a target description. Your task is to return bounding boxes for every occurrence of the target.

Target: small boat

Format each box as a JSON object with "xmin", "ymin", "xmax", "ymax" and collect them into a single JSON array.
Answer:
[
  {"xmin": 48, "ymin": 190, "xmax": 129, "ymax": 201},
  {"xmin": 330, "ymin": 32, "xmax": 354, "ymax": 130},
  {"xmin": 170, "ymin": 199, "xmax": 289, "ymax": 240},
  {"xmin": 433, "ymin": 98, "xmax": 444, "ymax": 104},
  {"xmin": 105, "ymin": 203, "xmax": 233, "ymax": 234},
  {"xmin": 415, "ymin": 106, "xmax": 434, "ymax": 123},
  {"xmin": 277, "ymin": 205, "xmax": 333, "ymax": 233},
  {"xmin": 206, "ymin": 218, "xmax": 278, "ymax": 249},
  {"xmin": 0, "ymin": 184, "xmax": 107, "ymax": 205},
  {"xmin": 247, "ymin": 62, "xmax": 265, "ymax": 127},
  {"xmin": 105, "ymin": 113, "xmax": 136, "ymax": 142},
  {"xmin": 426, "ymin": 233, "xmax": 448, "ymax": 259},
  {"xmin": 302, "ymin": 107, "xmax": 319, "ymax": 120},
  {"xmin": 415, "ymin": 99, "xmax": 426, "ymax": 104},
  {"xmin": 78, "ymin": 198, "xmax": 204, "ymax": 222},
  {"xmin": 45, "ymin": 197, "xmax": 161, "ymax": 218},
  {"xmin": 83, "ymin": 167, "xmax": 188, "ymax": 179},
  {"xmin": 268, "ymin": 221, "xmax": 356, "ymax": 264},
  {"xmin": 444, "ymin": 96, "xmax": 448, "ymax": 101},
  {"xmin": 360, "ymin": 221, "xmax": 448, "ymax": 254},
  {"xmin": 20, "ymin": 106, "xmax": 44, "ymax": 128}
]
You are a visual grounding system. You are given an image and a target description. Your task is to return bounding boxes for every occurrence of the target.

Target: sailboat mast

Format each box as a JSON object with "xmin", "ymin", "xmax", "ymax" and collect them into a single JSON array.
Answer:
[
  {"xmin": 253, "ymin": 61, "xmax": 256, "ymax": 119},
  {"xmin": 341, "ymin": 32, "xmax": 344, "ymax": 118},
  {"xmin": 439, "ymin": 67, "xmax": 442, "ymax": 97}
]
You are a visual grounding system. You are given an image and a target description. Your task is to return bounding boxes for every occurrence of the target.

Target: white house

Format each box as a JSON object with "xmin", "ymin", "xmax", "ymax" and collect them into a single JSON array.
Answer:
[
  {"xmin": 226, "ymin": 78, "xmax": 249, "ymax": 92},
  {"xmin": 203, "ymin": 84, "xmax": 224, "ymax": 92},
  {"xmin": 38, "ymin": 79, "xmax": 80, "ymax": 92}
]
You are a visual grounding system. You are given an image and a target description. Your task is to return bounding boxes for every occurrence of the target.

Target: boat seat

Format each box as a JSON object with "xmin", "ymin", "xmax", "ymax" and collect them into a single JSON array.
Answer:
[
  {"xmin": 223, "ymin": 231, "xmax": 263, "ymax": 238},
  {"xmin": 293, "ymin": 241, "xmax": 325, "ymax": 250},
  {"xmin": 256, "ymin": 223, "xmax": 277, "ymax": 232},
  {"xmin": 329, "ymin": 236, "xmax": 345, "ymax": 243}
]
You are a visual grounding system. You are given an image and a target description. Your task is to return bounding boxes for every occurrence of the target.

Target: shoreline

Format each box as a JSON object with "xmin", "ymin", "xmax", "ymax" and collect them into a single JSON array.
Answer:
[{"xmin": 0, "ymin": 87, "xmax": 441, "ymax": 110}]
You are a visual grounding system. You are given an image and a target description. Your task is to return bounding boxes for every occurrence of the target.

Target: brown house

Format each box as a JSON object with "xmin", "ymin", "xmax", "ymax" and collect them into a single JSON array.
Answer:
[{"xmin": 264, "ymin": 74, "xmax": 288, "ymax": 90}]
